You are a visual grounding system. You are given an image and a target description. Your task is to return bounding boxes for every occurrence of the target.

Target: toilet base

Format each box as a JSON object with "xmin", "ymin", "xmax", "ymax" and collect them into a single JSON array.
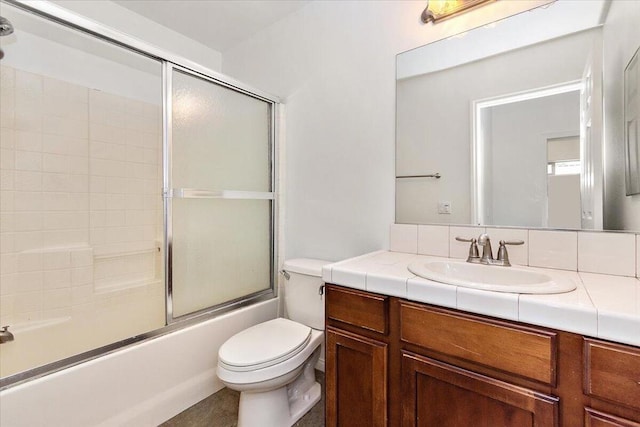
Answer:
[
  {"xmin": 236, "ymin": 347, "xmax": 322, "ymax": 427},
  {"xmin": 237, "ymin": 381, "xmax": 321, "ymax": 427},
  {"xmin": 289, "ymin": 381, "xmax": 321, "ymax": 425}
]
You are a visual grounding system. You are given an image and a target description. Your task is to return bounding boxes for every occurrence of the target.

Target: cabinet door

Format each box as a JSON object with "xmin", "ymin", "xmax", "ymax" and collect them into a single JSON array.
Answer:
[
  {"xmin": 584, "ymin": 339, "xmax": 640, "ymax": 411},
  {"xmin": 585, "ymin": 408, "xmax": 640, "ymax": 427},
  {"xmin": 402, "ymin": 351, "xmax": 559, "ymax": 427},
  {"xmin": 326, "ymin": 327, "xmax": 388, "ymax": 427}
]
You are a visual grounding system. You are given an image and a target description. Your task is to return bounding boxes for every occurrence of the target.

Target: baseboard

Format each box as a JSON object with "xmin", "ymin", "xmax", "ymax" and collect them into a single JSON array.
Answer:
[{"xmin": 315, "ymin": 356, "xmax": 325, "ymax": 373}]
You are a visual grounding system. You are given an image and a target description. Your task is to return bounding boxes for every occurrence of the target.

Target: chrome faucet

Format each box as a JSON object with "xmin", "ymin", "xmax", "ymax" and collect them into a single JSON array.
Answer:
[
  {"xmin": 456, "ymin": 234, "xmax": 524, "ymax": 267},
  {"xmin": 455, "ymin": 236, "xmax": 480, "ymax": 263},
  {"xmin": 477, "ymin": 233, "xmax": 494, "ymax": 264},
  {"xmin": 0, "ymin": 325, "xmax": 14, "ymax": 344}
]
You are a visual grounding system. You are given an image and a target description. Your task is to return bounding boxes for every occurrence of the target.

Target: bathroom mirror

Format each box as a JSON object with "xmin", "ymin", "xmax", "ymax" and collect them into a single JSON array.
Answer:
[{"xmin": 396, "ymin": 0, "xmax": 640, "ymax": 231}]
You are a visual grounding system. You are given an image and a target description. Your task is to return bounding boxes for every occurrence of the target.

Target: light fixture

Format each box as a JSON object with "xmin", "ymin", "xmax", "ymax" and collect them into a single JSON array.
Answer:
[{"xmin": 421, "ymin": 0, "xmax": 495, "ymax": 24}]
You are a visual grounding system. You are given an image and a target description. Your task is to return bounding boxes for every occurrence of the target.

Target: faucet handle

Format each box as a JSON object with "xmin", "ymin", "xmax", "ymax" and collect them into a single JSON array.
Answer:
[
  {"xmin": 501, "ymin": 240, "xmax": 524, "ymax": 246},
  {"xmin": 456, "ymin": 237, "xmax": 480, "ymax": 263},
  {"xmin": 496, "ymin": 240, "xmax": 525, "ymax": 266},
  {"xmin": 455, "ymin": 236, "xmax": 473, "ymax": 243}
]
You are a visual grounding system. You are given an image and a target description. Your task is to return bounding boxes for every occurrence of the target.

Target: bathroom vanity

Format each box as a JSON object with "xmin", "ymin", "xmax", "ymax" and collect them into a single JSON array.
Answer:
[{"xmin": 323, "ymin": 251, "xmax": 640, "ymax": 427}]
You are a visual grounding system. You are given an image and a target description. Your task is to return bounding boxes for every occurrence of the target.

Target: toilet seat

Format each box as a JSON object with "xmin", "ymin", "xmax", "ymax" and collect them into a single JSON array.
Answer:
[{"xmin": 219, "ymin": 318, "xmax": 312, "ymax": 372}]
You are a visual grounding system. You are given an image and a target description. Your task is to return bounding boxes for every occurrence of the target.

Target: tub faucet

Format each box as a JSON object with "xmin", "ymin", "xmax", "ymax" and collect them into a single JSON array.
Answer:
[{"xmin": 0, "ymin": 325, "xmax": 14, "ymax": 344}]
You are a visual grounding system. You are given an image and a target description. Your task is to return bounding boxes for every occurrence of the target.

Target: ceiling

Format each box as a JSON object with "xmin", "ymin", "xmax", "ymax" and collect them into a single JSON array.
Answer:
[{"xmin": 112, "ymin": 0, "xmax": 310, "ymax": 52}]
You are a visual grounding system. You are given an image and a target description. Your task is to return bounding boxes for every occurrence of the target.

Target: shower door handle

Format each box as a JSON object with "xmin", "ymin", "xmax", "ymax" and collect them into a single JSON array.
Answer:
[{"xmin": 166, "ymin": 188, "xmax": 275, "ymax": 200}]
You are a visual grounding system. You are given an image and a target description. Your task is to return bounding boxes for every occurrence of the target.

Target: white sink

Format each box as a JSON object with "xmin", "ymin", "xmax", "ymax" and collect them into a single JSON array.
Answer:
[{"xmin": 407, "ymin": 260, "xmax": 576, "ymax": 294}]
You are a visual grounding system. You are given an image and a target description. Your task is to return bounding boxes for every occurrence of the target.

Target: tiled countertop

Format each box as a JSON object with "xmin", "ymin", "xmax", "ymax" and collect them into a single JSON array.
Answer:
[{"xmin": 322, "ymin": 250, "xmax": 640, "ymax": 347}]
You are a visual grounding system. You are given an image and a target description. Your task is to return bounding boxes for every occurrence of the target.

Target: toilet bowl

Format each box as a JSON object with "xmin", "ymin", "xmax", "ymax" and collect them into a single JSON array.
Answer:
[{"xmin": 216, "ymin": 258, "xmax": 329, "ymax": 427}]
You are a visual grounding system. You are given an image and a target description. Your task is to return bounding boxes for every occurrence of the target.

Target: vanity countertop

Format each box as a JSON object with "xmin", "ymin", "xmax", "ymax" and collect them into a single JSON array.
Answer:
[{"xmin": 322, "ymin": 250, "xmax": 640, "ymax": 347}]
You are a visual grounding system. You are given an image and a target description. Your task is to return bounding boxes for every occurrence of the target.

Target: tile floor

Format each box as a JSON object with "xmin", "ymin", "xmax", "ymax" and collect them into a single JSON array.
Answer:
[{"xmin": 160, "ymin": 371, "xmax": 325, "ymax": 427}]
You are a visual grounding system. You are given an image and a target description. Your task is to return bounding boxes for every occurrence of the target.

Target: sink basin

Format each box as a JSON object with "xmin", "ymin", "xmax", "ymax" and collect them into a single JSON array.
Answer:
[{"xmin": 407, "ymin": 260, "xmax": 576, "ymax": 294}]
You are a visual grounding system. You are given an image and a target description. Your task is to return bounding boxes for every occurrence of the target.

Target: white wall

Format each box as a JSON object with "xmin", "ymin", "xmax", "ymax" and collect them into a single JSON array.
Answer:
[
  {"xmin": 50, "ymin": 0, "xmax": 222, "ymax": 73},
  {"xmin": 603, "ymin": 0, "xmax": 640, "ymax": 230},
  {"xmin": 222, "ymin": 0, "xmax": 553, "ymax": 262}
]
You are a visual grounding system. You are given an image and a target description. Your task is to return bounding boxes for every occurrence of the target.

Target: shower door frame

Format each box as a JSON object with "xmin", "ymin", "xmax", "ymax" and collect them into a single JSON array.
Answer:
[
  {"xmin": 163, "ymin": 63, "xmax": 278, "ymax": 324},
  {"xmin": 0, "ymin": 0, "xmax": 280, "ymax": 390}
]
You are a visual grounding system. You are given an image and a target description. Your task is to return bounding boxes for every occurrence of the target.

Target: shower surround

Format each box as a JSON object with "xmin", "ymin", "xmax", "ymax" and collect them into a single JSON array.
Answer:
[{"xmin": 0, "ymin": 64, "xmax": 164, "ymax": 376}]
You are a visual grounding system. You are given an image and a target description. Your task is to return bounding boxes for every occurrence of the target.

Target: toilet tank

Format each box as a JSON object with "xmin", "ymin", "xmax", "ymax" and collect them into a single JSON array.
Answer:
[{"xmin": 282, "ymin": 258, "xmax": 330, "ymax": 331}]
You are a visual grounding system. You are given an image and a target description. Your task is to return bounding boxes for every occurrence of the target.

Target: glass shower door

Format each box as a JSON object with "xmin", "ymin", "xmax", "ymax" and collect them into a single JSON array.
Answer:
[
  {"xmin": 167, "ymin": 67, "xmax": 274, "ymax": 319},
  {"xmin": 0, "ymin": 2, "xmax": 165, "ymax": 378}
]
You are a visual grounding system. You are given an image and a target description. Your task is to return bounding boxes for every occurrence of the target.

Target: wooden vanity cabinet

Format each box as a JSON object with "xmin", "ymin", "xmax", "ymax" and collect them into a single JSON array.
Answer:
[
  {"xmin": 400, "ymin": 301, "xmax": 559, "ymax": 427},
  {"xmin": 401, "ymin": 351, "xmax": 558, "ymax": 426},
  {"xmin": 325, "ymin": 284, "xmax": 640, "ymax": 426},
  {"xmin": 584, "ymin": 340, "xmax": 640, "ymax": 427},
  {"xmin": 325, "ymin": 285, "xmax": 392, "ymax": 427}
]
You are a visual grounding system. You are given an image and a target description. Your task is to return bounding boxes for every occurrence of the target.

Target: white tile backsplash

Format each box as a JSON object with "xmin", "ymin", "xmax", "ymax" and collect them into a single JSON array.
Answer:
[
  {"xmin": 529, "ymin": 229, "xmax": 577, "ymax": 271},
  {"xmin": 389, "ymin": 224, "xmax": 418, "ymax": 253},
  {"xmin": 578, "ymin": 232, "xmax": 636, "ymax": 277},
  {"xmin": 417, "ymin": 225, "xmax": 449, "ymax": 257},
  {"xmin": 449, "ymin": 226, "xmax": 485, "ymax": 259},
  {"xmin": 485, "ymin": 227, "xmax": 528, "ymax": 266},
  {"xmin": 393, "ymin": 224, "xmax": 637, "ymax": 277}
]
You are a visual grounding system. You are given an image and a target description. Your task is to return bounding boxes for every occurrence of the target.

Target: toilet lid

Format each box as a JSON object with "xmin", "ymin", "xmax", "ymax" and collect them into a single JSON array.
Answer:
[{"xmin": 218, "ymin": 318, "xmax": 312, "ymax": 372}]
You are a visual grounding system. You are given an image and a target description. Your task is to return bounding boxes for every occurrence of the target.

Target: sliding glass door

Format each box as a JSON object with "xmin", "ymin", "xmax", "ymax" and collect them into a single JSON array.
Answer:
[
  {"xmin": 0, "ymin": 1, "xmax": 277, "ymax": 386},
  {"xmin": 0, "ymin": 2, "xmax": 164, "ymax": 378},
  {"xmin": 166, "ymin": 66, "xmax": 275, "ymax": 320}
]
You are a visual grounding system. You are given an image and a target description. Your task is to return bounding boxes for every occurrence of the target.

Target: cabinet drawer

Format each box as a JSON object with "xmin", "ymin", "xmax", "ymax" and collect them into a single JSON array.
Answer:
[
  {"xmin": 400, "ymin": 302, "xmax": 557, "ymax": 385},
  {"xmin": 585, "ymin": 408, "xmax": 640, "ymax": 427},
  {"xmin": 584, "ymin": 339, "xmax": 640, "ymax": 411},
  {"xmin": 326, "ymin": 285, "xmax": 388, "ymax": 334}
]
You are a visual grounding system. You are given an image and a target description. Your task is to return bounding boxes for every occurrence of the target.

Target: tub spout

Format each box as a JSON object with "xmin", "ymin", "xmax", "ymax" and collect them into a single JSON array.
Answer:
[{"xmin": 0, "ymin": 325, "xmax": 14, "ymax": 343}]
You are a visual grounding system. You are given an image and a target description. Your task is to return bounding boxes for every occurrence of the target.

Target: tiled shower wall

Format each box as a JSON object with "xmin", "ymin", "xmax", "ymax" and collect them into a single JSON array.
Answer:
[{"xmin": 0, "ymin": 64, "xmax": 162, "ymax": 327}]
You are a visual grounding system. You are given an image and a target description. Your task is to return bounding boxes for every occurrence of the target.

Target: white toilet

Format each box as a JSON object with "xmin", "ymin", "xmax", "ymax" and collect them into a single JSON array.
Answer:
[{"xmin": 217, "ymin": 258, "xmax": 329, "ymax": 427}]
